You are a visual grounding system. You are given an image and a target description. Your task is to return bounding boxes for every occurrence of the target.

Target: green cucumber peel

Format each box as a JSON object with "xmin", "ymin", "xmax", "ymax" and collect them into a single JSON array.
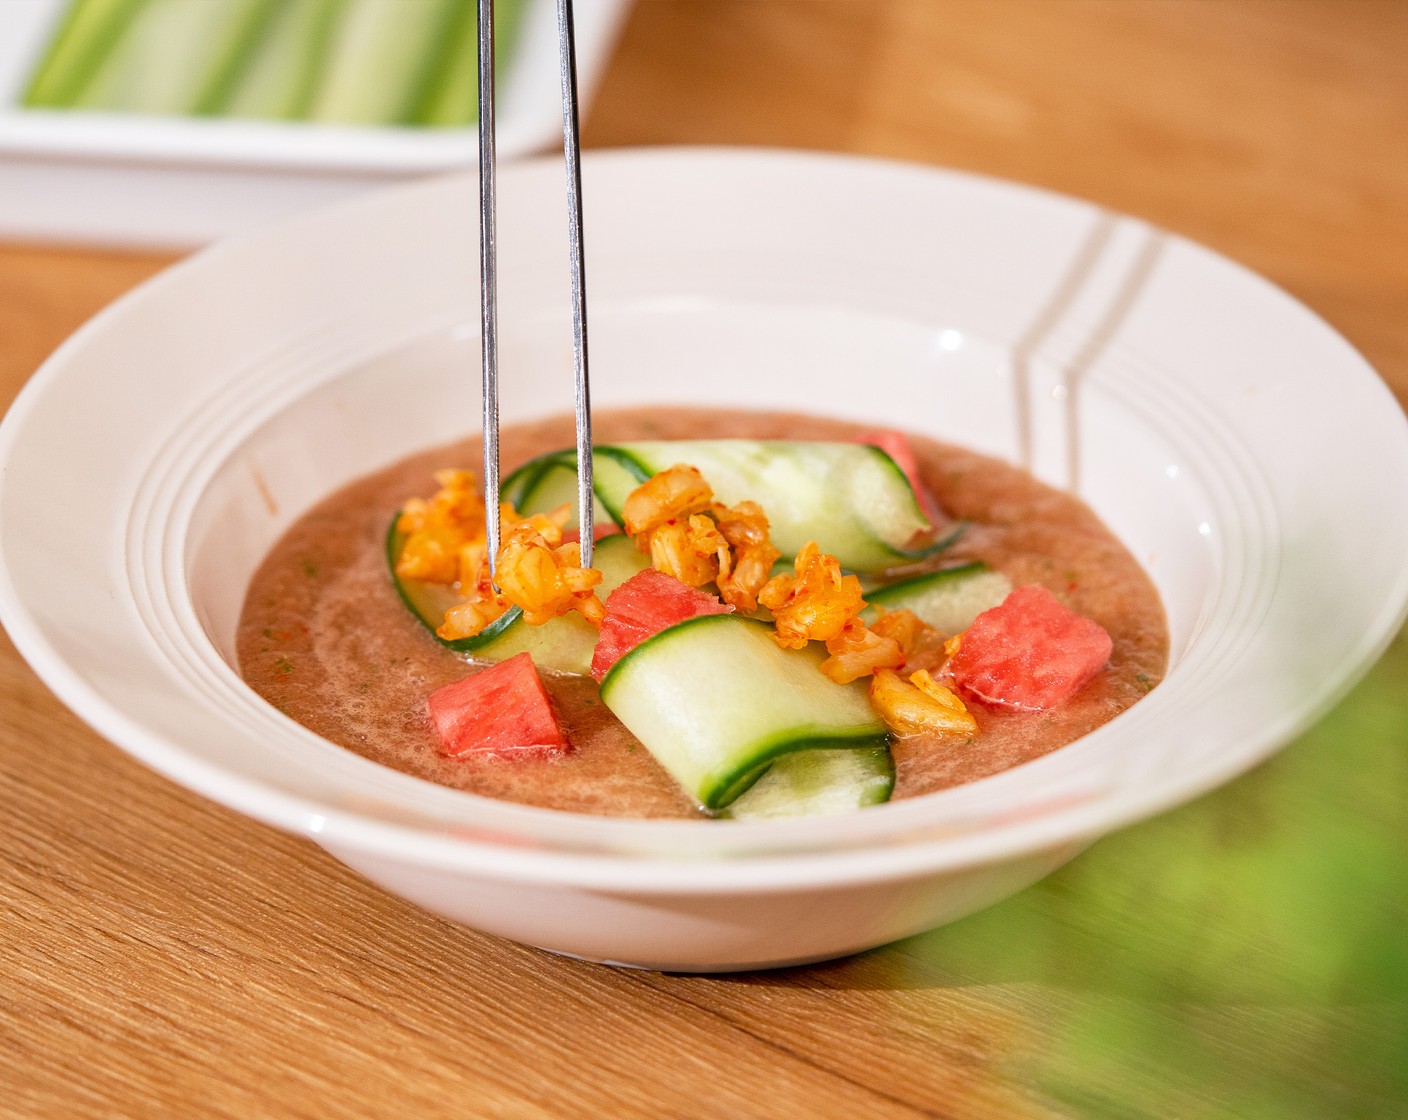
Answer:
[
  {"xmin": 386, "ymin": 517, "xmax": 519, "ymax": 652},
  {"xmin": 387, "ymin": 514, "xmax": 645, "ymax": 673},
  {"xmin": 502, "ymin": 447, "xmax": 652, "ymax": 527},
  {"xmin": 723, "ymin": 745, "xmax": 895, "ymax": 820},
  {"xmin": 861, "ymin": 561, "xmax": 1012, "ymax": 633},
  {"xmin": 599, "ymin": 614, "xmax": 890, "ymax": 811}
]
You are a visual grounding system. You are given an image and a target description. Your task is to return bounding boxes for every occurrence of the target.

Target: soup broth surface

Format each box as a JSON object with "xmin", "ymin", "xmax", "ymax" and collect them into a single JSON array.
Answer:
[{"xmin": 237, "ymin": 409, "xmax": 1167, "ymax": 819}]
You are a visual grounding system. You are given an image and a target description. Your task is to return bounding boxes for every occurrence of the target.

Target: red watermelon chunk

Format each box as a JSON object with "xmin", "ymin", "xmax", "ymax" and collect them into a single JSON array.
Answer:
[
  {"xmin": 427, "ymin": 652, "xmax": 569, "ymax": 758},
  {"xmin": 590, "ymin": 568, "xmax": 732, "ymax": 681},
  {"xmin": 854, "ymin": 429, "xmax": 944, "ymax": 525},
  {"xmin": 946, "ymin": 585, "xmax": 1113, "ymax": 711}
]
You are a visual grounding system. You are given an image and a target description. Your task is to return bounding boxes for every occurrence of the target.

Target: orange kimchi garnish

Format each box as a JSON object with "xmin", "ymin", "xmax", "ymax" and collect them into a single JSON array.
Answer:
[
  {"xmin": 620, "ymin": 466, "xmax": 781, "ymax": 610},
  {"xmin": 645, "ymin": 512, "xmax": 729, "ymax": 589},
  {"xmin": 869, "ymin": 668, "xmax": 977, "ymax": 737},
  {"xmin": 395, "ymin": 469, "xmax": 486, "ymax": 585},
  {"xmin": 757, "ymin": 541, "xmax": 865, "ymax": 649},
  {"xmin": 713, "ymin": 500, "xmax": 781, "ymax": 612},
  {"xmin": 492, "ymin": 519, "xmax": 605, "ymax": 629},
  {"xmin": 621, "ymin": 464, "xmax": 714, "ymax": 538},
  {"xmin": 398, "ymin": 472, "xmax": 605, "ymax": 641},
  {"xmin": 819, "ymin": 618, "xmax": 905, "ymax": 683},
  {"xmin": 869, "ymin": 608, "xmax": 926, "ymax": 658}
]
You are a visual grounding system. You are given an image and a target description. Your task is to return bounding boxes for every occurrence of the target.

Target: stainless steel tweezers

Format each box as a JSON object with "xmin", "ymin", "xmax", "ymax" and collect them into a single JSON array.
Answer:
[{"xmin": 477, "ymin": 0, "xmax": 594, "ymax": 574}]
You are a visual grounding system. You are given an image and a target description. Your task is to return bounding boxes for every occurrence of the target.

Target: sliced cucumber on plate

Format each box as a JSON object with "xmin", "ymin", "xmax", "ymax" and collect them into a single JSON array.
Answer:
[
  {"xmin": 41, "ymin": 0, "xmax": 281, "ymax": 115},
  {"xmin": 219, "ymin": 0, "xmax": 348, "ymax": 121},
  {"xmin": 23, "ymin": 0, "xmax": 522, "ymax": 126}
]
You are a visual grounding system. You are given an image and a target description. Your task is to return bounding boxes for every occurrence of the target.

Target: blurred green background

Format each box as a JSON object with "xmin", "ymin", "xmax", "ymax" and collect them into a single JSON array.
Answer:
[{"xmin": 891, "ymin": 624, "xmax": 1408, "ymax": 1116}]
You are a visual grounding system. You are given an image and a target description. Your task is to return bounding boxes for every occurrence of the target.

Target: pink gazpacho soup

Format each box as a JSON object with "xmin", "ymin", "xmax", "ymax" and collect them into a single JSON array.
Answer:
[{"xmin": 237, "ymin": 408, "xmax": 1167, "ymax": 821}]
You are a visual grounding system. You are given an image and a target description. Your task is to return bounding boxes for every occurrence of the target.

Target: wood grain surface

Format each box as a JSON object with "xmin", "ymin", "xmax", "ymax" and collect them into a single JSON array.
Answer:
[{"xmin": 3, "ymin": 3, "xmax": 1407, "ymax": 1118}]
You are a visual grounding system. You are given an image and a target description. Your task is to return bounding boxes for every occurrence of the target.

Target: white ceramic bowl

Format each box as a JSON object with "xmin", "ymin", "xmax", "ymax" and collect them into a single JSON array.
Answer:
[{"xmin": 3, "ymin": 149, "xmax": 1407, "ymax": 971}]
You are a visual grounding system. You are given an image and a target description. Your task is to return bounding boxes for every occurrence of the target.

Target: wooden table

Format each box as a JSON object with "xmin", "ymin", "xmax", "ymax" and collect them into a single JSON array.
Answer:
[{"xmin": 4, "ymin": 3, "xmax": 1406, "ymax": 1116}]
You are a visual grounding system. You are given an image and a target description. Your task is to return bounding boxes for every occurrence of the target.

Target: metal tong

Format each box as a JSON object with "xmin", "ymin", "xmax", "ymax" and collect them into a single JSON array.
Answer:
[{"xmin": 477, "ymin": 0, "xmax": 594, "ymax": 575}]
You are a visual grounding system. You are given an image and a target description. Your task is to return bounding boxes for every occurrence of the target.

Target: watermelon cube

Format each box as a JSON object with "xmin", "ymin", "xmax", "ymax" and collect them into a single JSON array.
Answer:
[
  {"xmin": 946, "ymin": 585, "xmax": 1113, "ymax": 711},
  {"xmin": 427, "ymin": 652, "xmax": 569, "ymax": 758},
  {"xmin": 590, "ymin": 568, "xmax": 732, "ymax": 681}
]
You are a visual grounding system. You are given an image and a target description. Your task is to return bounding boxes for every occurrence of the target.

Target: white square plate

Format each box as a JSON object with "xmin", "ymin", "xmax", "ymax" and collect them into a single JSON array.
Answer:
[{"xmin": 0, "ymin": 0, "xmax": 631, "ymax": 247}]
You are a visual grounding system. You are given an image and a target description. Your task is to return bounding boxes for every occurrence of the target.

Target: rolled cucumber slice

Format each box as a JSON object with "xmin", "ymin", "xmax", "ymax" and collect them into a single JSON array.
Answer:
[
  {"xmin": 723, "ymin": 746, "xmax": 894, "ymax": 820},
  {"xmin": 861, "ymin": 562, "xmax": 1012, "ymax": 634},
  {"xmin": 599, "ymin": 614, "xmax": 889, "ymax": 810},
  {"xmin": 500, "ymin": 447, "xmax": 645, "ymax": 530},
  {"xmin": 505, "ymin": 440, "xmax": 958, "ymax": 574},
  {"xmin": 387, "ymin": 521, "xmax": 647, "ymax": 674}
]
